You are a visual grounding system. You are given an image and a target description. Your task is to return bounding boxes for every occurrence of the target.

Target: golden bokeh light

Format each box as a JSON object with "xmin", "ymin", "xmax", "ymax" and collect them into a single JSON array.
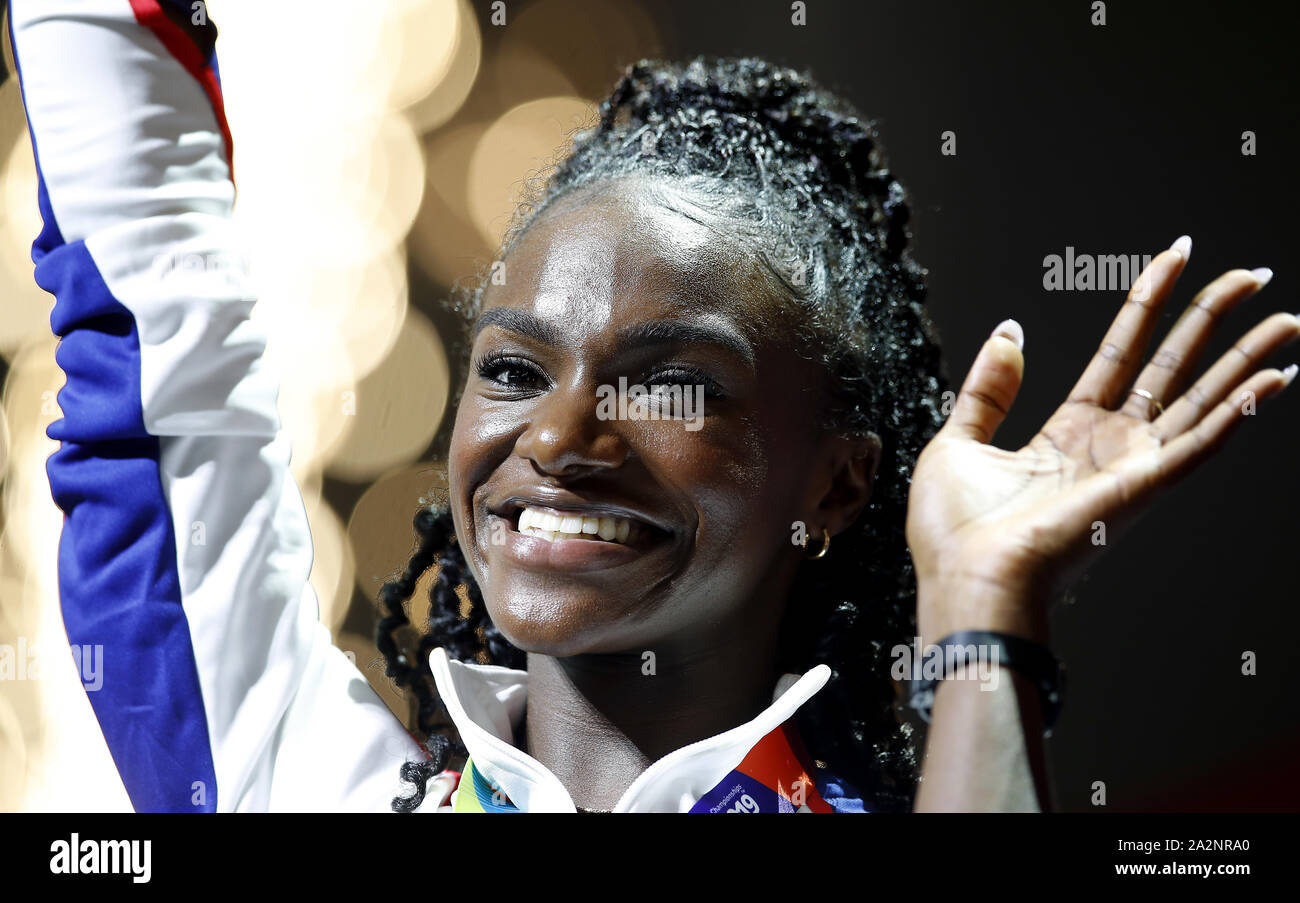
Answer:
[
  {"xmin": 0, "ymin": 571, "xmax": 37, "ymax": 812},
  {"xmin": 253, "ymin": 246, "xmax": 410, "ymax": 385},
  {"xmin": 487, "ymin": 46, "xmax": 578, "ymax": 115},
  {"xmin": 404, "ymin": 0, "xmax": 482, "ymax": 134},
  {"xmin": 412, "ymin": 122, "xmax": 495, "ymax": 286},
  {"xmin": 346, "ymin": 459, "xmax": 447, "ymax": 602},
  {"xmin": 0, "ymin": 124, "xmax": 55, "ymax": 358},
  {"xmin": 505, "ymin": 0, "xmax": 661, "ymax": 99},
  {"xmin": 228, "ymin": 110, "xmax": 426, "ymax": 267},
  {"xmin": 20, "ymin": 564, "xmax": 132, "ymax": 812},
  {"xmin": 260, "ymin": 321, "xmax": 357, "ymax": 485},
  {"xmin": 381, "ymin": 0, "xmax": 463, "ymax": 113},
  {"xmin": 1, "ymin": 337, "xmax": 64, "ymax": 594},
  {"xmin": 208, "ymin": 0, "xmax": 432, "ymax": 267},
  {"xmin": 467, "ymin": 96, "xmax": 597, "ymax": 249},
  {"xmin": 334, "ymin": 630, "xmax": 415, "ymax": 732},
  {"xmin": 0, "ymin": 0, "xmax": 676, "ymax": 812},
  {"xmin": 205, "ymin": 1, "xmax": 389, "ymax": 120},
  {"xmin": 0, "ymin": 400, "xmax": 9, "ymax": 483},
  {"xmin": 304, "ymin": 494, "xmax": 357, "ymax": 637},
  {"xmin": 0, "ymin": 684, "xmax": 29, "ymax": 811},
  {"xmin": 325, "ymin": 308, "xmax": 449, "ymax": 483}
]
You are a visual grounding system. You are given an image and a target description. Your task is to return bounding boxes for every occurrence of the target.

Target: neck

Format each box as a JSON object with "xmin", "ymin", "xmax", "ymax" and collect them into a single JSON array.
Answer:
[{"xmin": 522, "ymin": 630, "xmax": 782, "ymax": 811}]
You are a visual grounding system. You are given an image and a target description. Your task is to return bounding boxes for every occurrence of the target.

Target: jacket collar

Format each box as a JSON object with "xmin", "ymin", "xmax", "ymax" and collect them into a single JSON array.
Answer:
[{"xmin": 427, "ymin": 647, "xmax": 831, "ymax": 812}]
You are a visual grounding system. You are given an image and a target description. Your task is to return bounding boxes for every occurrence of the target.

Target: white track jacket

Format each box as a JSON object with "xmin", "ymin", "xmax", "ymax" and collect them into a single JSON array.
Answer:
[{"xmin": 8, "ymin": 0, "xmax": 866, "ymax": 813}]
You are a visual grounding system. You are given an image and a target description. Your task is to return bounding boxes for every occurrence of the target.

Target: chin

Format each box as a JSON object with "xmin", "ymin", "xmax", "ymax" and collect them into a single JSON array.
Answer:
[{"xmin": 486, "ymin": 591, "xmax": 642, "ymax": 659}]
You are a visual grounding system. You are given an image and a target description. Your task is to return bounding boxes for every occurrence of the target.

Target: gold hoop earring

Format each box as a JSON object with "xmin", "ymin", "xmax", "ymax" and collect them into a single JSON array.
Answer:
[{"xmin": 804, "ymin": 528, "xmax": 831, "ymax": 560}]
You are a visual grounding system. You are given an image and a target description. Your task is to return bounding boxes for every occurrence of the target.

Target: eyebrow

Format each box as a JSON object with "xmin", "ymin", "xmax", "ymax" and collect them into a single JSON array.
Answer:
[{"xmin": 473, "ymin": 308, "xmax": 755, "ymax": 365}]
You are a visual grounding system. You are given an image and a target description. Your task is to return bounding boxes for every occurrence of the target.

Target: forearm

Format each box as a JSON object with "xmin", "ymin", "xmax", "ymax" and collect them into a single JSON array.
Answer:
[
  {"xmin": 10, "ymin": 0, "xmax": 424, "ymax": 811},
  {"xmin": 911, "ymin": 583, "xmax": 1054, "ymax": 812}
]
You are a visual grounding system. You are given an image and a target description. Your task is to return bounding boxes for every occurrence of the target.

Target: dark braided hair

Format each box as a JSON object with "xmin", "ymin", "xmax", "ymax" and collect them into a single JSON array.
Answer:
[{"xmin": 380, "ymin": 57, "xmax": 949, "ymax": 812}]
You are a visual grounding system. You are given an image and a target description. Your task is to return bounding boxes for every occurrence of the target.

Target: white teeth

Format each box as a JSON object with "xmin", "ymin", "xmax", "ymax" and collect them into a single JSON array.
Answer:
[{"xmin": 514, "ymin": 506, "xmax": 637, "ymax": 544}]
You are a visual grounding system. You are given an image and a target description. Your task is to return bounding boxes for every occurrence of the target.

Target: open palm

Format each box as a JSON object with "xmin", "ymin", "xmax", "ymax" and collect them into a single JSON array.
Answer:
[{"xmin": 907, "ymin": 238, "xmax": 1298, "ymax": 620}]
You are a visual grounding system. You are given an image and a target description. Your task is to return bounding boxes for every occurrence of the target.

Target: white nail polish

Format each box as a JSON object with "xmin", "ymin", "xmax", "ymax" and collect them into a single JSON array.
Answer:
[
  {"xmin": 1282, "ymin": 363, "xmax": 1298, "ymax": 387},
  {"xmin": 992, "ymin": 318, "xmax": 1024, "ymax": 351},
  {"xmin": 1169, "ymin": 235, "xmax": 1193, "ymax": 260},
  {"xmin": 1249, "ymin": 267, "xmax": 1273, "ymax": 287}
]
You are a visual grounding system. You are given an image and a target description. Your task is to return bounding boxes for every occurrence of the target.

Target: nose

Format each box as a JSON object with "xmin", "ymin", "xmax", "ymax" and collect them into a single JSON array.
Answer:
[{"xmin": 515, "ymin": 381, "xmax": 629, "ymax": 477}]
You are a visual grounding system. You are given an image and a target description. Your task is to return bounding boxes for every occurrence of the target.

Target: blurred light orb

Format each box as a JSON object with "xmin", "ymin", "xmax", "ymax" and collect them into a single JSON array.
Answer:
[
  {"xmin": 252, "ymin": 246, "xmax": 410, "ymax": 385},
  {"xmin": 412, "ymin": 122, "xmax": 495, "ymax": 286},
  {"xmin": 1, "ymin": 339, "xmax": 64, "ymax": 591},
  {"xmin": 0, "ymin": 129, "xmax": 55, "ymax": 357},
  {"xmin": 382, "ymin": 0, "xmax": 462, "ymax": 113},
  {"xmin": 325, "ymin": 308, "xmax": 449, "ymax": 482},
  {"xmin": 232, "ymin": 111, "xmax": 426, "ymax": 267},
  {"xmin": 505, "ymin": 0, "xmax": 661, "ymax": 98},
  {"xmin": 0, "ymin": 688, "xmax": 29, "ymax": 811},
  {"xmin": 0, "ymin": 402, "xmax": 9, "ymax": 483},
  {"xmin": 347, "ymin": 460, "xmax": 447, "ymax": 601},
  {"xmin": 259, "ymin": 323, "xmax": 357, "ymax": 484},
  {"xmin": 2, "ymin": 433, "xmax": 63, "ymax": 599},
  {"xmin": 404, "ymin": 0, "xmax": 483, "ymax": 133},
  {"xmin": 467, "ymin": 96, "xmax": 597, "ymax": 249},
  {"xmin": 488, "ymin": 46, "xmax": 578, "ymax": 112},
  {"xmin": 304, "ymin": 494, "xmax": 356, "ymax": 636}
]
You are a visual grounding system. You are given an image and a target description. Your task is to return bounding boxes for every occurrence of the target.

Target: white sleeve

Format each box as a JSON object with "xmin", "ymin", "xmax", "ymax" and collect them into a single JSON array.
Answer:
[{"xmin": 8, "ymin": 0, "xmax": 432, "ymax": 811}]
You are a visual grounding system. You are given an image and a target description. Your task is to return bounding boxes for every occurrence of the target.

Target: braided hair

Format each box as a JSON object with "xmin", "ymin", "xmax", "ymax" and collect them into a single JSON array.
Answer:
[{"xmin": 380, "ymin": 57, "xmax": 949, "ymax": 812}]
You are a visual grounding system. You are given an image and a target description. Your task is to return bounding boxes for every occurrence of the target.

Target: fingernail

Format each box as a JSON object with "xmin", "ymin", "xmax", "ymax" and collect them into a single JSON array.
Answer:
[
  {"xmin": 1282, "ymin": 363, "xmax": 1298, "ymax": 387},
  {"xmin": 1249, "ymin": 267, "xmax": 1273, "ymax": 287},
  {"xmin": 991, "ymin": 318, "xmax": 1024, "ymax": 351},
  {"xmin": 1169, "ymin": 235, "xmax": 1193, "ymax": 260}
]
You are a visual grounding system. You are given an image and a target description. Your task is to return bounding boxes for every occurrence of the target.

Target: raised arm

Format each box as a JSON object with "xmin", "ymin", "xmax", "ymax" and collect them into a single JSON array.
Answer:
[
  {"xmin": 906, "ymin": 240, "xmax": 1296, "ymax": 811},
  {"xmin": 9, "ymin": 0, "xmax": 431, "ymax": 811}
]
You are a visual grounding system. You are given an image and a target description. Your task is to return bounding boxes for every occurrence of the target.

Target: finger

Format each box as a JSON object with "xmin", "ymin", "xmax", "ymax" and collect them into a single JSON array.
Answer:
[
  {"xmin": 1119, "ymin": 268, "xmax": 1273, "ymax": 421},
  {"xmin": 1156, "ymin": 364, "xmax": 1297, "ymax": 484},
  {"xmin": 1152, "ymin": 311, "xmax": 1300, "ymax": 440},
  {"xmin": 942, "ymin": 318, "xmax": 1025, "ymax": 444},
  {"xmin": 1067, "ymin": 237, "xmax": 1190, "ymax": 408}
]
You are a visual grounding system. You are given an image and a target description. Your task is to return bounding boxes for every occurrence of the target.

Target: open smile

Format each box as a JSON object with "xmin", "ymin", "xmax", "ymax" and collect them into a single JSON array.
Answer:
[{"xmin": 486, "ymin": 501, "xmax": 673, "ymax": 573}]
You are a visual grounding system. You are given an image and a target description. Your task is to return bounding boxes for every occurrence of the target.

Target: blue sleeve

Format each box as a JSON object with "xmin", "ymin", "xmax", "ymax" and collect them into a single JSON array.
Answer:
[{"xmin": 8, "ymin": 0, "xmax": 436, "ymax": 811}]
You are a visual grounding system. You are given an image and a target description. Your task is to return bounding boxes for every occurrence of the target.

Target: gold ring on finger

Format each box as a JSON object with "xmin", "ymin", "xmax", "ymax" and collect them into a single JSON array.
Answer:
[{"xmin": 1130, "ymin": 387, "xmax": 1165, "ymax": 418}]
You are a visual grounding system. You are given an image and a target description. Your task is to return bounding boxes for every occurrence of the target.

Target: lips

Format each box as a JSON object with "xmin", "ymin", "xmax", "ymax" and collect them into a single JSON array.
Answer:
[
  {"xmin": 485, "ymin": 495, "xmax": 673, "ymax": 572},
  {"xmin": 517, "ymin": 505, "xmax": 634, "ymax": 543}
]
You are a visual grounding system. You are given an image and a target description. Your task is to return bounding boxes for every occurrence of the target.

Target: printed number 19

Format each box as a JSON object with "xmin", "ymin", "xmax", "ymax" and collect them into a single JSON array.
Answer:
[{"xmin": 728, "ymin": 794, "xmax": 759, "ymax": 813}]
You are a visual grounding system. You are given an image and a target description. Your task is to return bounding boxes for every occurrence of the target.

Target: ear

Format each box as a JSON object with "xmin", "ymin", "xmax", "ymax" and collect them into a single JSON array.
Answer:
[{"xmin": 807, "ymin": 431, "xmax": 882, "ymax": 538}]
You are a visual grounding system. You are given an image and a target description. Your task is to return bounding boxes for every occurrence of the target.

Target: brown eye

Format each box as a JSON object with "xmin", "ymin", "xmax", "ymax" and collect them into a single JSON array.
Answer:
[
  {"xmin": 643, "ymin": 367, "xmax": 725, "ymax": 400},
  {"xmin": 474, "ymin": 352, "xmax": 548, "ymax": 392}
]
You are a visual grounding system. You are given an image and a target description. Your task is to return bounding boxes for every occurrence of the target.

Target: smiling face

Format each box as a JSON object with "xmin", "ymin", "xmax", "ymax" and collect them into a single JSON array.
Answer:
[{"xmin": 447, "ymin": 176, "xmax": 872, "ymax": 660}]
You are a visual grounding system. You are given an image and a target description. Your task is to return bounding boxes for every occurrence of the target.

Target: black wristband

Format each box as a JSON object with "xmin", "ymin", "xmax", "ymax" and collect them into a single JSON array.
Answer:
[{"xmin": 907, "ymin": 630, "xmax": 1066, "ymax": 735}]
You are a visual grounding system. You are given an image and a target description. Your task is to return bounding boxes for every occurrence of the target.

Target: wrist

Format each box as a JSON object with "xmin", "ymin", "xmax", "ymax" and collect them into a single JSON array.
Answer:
[{"xmin": 916, "ymin": 576, "xmax": 1050, "ymax": 649}]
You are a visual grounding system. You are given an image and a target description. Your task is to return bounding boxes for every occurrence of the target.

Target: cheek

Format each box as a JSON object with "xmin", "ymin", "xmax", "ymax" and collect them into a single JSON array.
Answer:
[
  {"xmin": 642, "ymin": 416, "xmax": 789, "ymax": 557},
  {"xmin": 447, "ymin": 395, "xmax": 511, "ymax": 562},
  {"xmin": 449, "ymin": 394, "xmax": 518, "ymax": 489}
]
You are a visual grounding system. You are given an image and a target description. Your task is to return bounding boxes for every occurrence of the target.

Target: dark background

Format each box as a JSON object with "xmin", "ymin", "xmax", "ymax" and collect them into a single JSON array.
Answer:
[
  {"xmin": 3, "ymin": 0, "xmax": 1296, "ymax": 811},
  {"xmin": 617, "ymin": 0, "xmax": 1300, "ymax": 812}
]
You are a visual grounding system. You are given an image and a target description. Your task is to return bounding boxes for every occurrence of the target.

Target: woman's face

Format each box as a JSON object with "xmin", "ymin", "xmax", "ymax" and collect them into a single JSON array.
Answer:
[{"xmin": 448, "ymin": 178, "xmax": 875, "ymax": 659}]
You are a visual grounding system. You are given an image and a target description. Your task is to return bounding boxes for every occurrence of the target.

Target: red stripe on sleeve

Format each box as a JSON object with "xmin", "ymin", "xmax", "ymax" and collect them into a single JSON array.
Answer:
[{"xmin": 127, "ymin": 0, "xmax": 236, "ymax": 183}]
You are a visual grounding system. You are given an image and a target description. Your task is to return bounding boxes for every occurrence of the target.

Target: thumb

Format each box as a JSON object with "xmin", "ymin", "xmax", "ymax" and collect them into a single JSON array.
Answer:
[{"xmin": 943, "ymin": 318, "xmax": 1026, "ymax": 444}]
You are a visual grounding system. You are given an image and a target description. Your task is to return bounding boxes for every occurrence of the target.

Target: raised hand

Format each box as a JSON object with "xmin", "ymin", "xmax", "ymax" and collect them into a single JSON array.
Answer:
[{"xmin": 906, "ymin": 237, "xmax": 1298, "ymax": 643}]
